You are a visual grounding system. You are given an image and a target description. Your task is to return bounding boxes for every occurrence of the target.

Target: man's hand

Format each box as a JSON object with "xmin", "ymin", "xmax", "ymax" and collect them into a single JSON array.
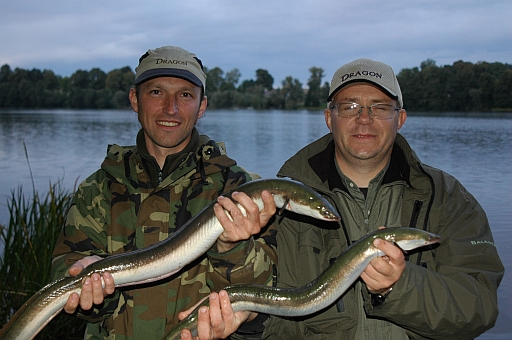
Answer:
[
  {"xmin": 178, "ymin": 290, "xmax": 255, "ymax": 340},
  {"xmin": 360, "ymin": 237, "xmax": 406, "ymax": 295},
  {"xmin": 214, "ymin": 190, "xmax": 276, "ymax": 253},
  {"xmin": 63, "ymin": 255, "xmax": 115, "ymax": 314}
]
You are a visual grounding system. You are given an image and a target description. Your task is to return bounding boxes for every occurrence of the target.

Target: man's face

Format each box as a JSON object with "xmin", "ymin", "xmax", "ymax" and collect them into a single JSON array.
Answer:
[
  {"xmin": 324, "ymin": 83, "xmax": 406, "ymax": 169},
  {"xmin": 129, "ymin": 76, "xmax": 207, "ymax": 162}
]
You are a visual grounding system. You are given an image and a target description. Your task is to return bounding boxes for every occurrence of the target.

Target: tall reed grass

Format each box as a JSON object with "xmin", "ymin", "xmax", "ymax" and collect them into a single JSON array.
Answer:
[{"xmin": 0, "ymin": 182, "xmax": 86, "ymax": 339}]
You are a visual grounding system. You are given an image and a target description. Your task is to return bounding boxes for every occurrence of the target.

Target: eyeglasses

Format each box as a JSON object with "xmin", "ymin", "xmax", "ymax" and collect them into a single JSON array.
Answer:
[{"xmin": 328, "ymin": 102, "xmax": 399, "ymax": 120}]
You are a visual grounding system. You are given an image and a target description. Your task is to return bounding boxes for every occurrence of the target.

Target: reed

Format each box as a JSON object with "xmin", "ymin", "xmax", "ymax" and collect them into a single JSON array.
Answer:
[{"xmin": 0, "ymin": 182, "xmax": 86, "ymax": 339}]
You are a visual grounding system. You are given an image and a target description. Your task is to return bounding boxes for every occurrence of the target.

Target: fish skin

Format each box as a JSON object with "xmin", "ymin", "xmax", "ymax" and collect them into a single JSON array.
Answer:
[
  {"xmin": 165, "ymin": 227, "xmax": 441, "ymax": 339},
  {"xmin": 0, "ymin": 179, "xmax": 340, "ymax": 340}
]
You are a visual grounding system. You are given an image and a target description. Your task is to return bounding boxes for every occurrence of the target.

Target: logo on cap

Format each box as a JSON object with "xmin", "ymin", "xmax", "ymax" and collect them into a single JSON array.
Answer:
[
  {"xmin": 155, "ymin": 59, "xmax": 188, "ymax": 66},
  {"xmin": 341, "ymin": 70, "xmax": 383, "ymax": 83}
]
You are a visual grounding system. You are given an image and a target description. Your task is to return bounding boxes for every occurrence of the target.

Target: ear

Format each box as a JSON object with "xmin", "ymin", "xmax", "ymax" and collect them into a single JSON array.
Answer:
[
  {"xmin": 324, "ymin": 108, "xmax": 333, "ymax": 133},
  {"xmin": 397, "ymin": 109, "xmax": 407, "ymax": 130},
  {"xmin": 197, "ymin": 95, "xmax": 208, "ymax": 119},
  {"xmin": 129, "ymin": 88, "xmax": 139, "ymax": 113}
]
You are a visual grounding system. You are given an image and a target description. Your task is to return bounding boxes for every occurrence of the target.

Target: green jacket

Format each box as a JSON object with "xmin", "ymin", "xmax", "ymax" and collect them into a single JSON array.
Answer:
[
  {"xmin": 262, "ymin": 133, "xmax": 503, "ymax": 340},
  {"xmin": 52, "ymin": 129, "xmax": 276, "ymax": 340}
]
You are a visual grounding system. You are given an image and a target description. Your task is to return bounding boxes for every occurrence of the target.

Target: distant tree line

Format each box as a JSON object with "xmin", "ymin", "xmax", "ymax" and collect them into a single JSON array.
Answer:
[
  {"xmin": 1, "ymin": 59, "xmax": 511, "ymax": 111},
  {"xmin": 204, "ymin": 66, "xmax": 328, "ymax": 110},
  {"xmin": 397, "ymin": 59, "xmax": 512, "ymax": 111},
  {"xmin": 0, "ymin": 64, "xmax": 134, "ymax": 109}
]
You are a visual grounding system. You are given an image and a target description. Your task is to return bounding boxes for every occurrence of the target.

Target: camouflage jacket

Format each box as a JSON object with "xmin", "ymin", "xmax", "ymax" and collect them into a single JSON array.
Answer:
[{"xmin": 52, "ymin": 130, "xmax": 276, "ymax": 340}]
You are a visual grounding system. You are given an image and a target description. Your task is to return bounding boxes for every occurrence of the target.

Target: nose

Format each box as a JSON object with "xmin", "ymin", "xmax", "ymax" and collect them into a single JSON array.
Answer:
[
  {"xmin": 355, "ymin": 106, "xmax": 373, "ymax": 124},
  {"xmin": 163, "ymin": 96, "xmax": 178, "ymax": 115}
]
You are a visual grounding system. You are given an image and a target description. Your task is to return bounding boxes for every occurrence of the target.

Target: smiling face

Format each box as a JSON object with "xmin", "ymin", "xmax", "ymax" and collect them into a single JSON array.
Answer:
[
  {"xmin": 324, "ymin": 83, "xmax": 406, "ymax": 182},
  {"xmin": 129, "ymin": 76, "xmax": 207, "ymax": 166}
]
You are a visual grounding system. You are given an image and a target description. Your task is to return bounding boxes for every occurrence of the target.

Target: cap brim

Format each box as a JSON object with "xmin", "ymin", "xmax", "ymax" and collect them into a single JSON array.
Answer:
[{"xmin": 134, "ymin": 68, "xmax": 203, "ymax": 87}]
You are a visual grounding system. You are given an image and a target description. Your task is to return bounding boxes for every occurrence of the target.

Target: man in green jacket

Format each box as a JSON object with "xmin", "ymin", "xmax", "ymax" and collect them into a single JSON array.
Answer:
[
  {"xmin": 51, "ymin": 45, "xmax": 277, "ymax": 340},
  {"xmin": 259, "ymin": 58, "xmax": 504, "ymax": 339}
]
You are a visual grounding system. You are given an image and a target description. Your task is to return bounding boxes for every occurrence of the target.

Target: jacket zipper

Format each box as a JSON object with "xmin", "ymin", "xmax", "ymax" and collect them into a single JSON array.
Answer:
[{"xmin": 409, "ymin": 200, "xmax": 423, "ymax": 228}]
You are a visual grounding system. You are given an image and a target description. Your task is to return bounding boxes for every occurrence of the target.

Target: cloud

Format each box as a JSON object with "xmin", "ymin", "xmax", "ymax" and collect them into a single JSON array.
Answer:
[{"xmin": 0, "ymin": 0, "xmax": 510, "ymax": 86}]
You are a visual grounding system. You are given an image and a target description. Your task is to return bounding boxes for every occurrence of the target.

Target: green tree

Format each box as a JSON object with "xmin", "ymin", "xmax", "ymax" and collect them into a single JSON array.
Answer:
[
  {"xmin": 494, "ymin": 70, "xmax": 512, "ymax": 109},
  {"xmin": 105, "ymin": 67, "xmax": 134, "ymax": 92},
  {"xmin": 220, "ymin": 68, "xmax": 241, "ymax": 91},
  {"xmin": 320, "ymin": 81, "xmax": 330, "ymax": 106},
  {"xmin": 70, "ymin": 70, "xmax": 90, "ymax": 89},
  {"xmin": 255, "ymin": 69, "xmax": 274, "ymax": 91},
  {"xmin": 205, "ymin": 67, "xmax": 224, "ymax": 93},
  {"xmin": 281, "ymin": 76, "xmax": 304, "ymax": 109},
  {"xmin": 305, "ymin": 67, "xmax": 324, "ymax": 108},
  {"xmin": 88, "ymin": 68, "xmax": 107, "ymax": 90},
  {"xmin": 0, "ymin": 64, "xmax": 12, "ymax": 83},
  {"xmin": 105, "ymin": 67, "xmax": 135, "ymax": 108},
  {"xmin": 238, "ymin": 79, "xmax": 256, "ymax": 93},
  {"xmin": 446, "ymin": 60, "xmax": 477, "ymax": 111},
  {"xmin": 41, "ymin": 70, "xmax": 60, "ymax": 91}
]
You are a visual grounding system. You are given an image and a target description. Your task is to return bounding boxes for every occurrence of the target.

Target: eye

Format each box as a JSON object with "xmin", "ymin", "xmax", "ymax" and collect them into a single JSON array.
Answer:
[
  {"xmin": 373, "ymin": 104, "xmax": 388, "ymax": 111},
  {"xmin": 340, "ymin": 103, "xmax": 357, "ymax": 111}
]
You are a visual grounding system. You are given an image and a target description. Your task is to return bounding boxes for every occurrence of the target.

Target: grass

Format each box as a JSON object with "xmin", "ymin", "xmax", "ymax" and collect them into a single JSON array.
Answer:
[{"xmin": 0, "ymin": 182, "xmax": 87, "ymax": 339}]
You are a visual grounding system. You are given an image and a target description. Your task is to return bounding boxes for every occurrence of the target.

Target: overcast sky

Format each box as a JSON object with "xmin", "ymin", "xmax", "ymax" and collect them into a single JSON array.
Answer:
[{"xmin": 1, "ymin": 0, "xmax": 511, "ymax": 87}]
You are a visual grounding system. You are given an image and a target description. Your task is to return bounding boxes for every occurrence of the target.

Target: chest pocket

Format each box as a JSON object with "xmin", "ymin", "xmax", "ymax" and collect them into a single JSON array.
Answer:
[
  {"xmin": 296, "ymin": 225, "xmax": 345, "ymax": 285},
  {"xmin": 295, "ymin": 225, "xmax": 359, "ymax": 335}
]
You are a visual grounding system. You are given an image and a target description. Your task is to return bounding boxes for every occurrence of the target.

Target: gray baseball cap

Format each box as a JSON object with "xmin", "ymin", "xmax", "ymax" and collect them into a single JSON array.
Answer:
[
  {"xmin": 328, "ymin": 58, "xmax": 403, "ymax": 108},
  {"xmin": 134, "ymin": 46, "xmax": 206, "ymax": 91}
]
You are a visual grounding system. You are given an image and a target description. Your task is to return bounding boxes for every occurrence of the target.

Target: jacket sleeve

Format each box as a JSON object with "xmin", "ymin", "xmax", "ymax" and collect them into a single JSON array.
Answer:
[
  {"xmin": 51, "ymin": 172, "xmax": 121, "ymax": 322},
  {"xmin": 366, "ymin": 176, "xmax": 504, "ymax": 339}
]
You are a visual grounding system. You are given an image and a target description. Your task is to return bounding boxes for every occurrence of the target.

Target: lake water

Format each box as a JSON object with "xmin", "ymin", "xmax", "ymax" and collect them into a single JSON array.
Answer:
[{"xmin": 0, "ymin": 109, "xmax": 511, "ymax": 339}]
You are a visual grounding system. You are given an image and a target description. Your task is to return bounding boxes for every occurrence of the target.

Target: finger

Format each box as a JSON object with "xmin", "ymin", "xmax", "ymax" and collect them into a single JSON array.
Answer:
[
  {"xmin": 196, "ymin": 306, "xmax": 213, "ymax": 340},
  {"xmin": 224, "ymin": 193, "xmax": 258, "ymax": 234},
  {"xmin": 369, "ymin": 254, "xmax": 394, "ymax": 276},
  {"xmin": 232, "ymin": 192, "xmax": 260, "ymax": 218},
  {"xmin": 216, "ymin": 196, "xmax": 240, "ymax": 220},
  {"xmin": 208, "ymin": 292, "xmax": 225, "ymax": 335},
  {"xmin": 214, "ymin": 201, "xmax": 237, "ymax": 241},
  {"xmin": 79, "ymin": 277, "xmax": 93, "ymax": 310},
  {"xmin": 259, "ymin": 190, "xmax": 277, "ymax": 219},
  {"xmin": 215, "ymin": 198, "xmax": 250, "ymax": 242},
  {"xmin": 68, "ymin": 262, "xmax": 85, "ymax": 276},
  {"xmin": 214, "ymin": 199, "xmax": 236, "ymax": 228},
  {"xmin": 230, "ymin": 192, "xmax": 266, "ymax": 234},
  {"xmin": 63, "ymin": 292, "xmax": 80, "ymax": 314},
  {"xmin": 361, "ymin": 262, "xmax": 389, "ymax": 293},
  {"xmin": 179, "ymin": 329, "xmax": 193, "ymax": 340},
  {"xmin": 218, "ymin": 290, "xmax": 238, "ymax": 332},
  {"xmin": 103, "ymin": 271, "xmax": 115, "ymax": 295},
  {"xmin": 91, "ymin": 273, "xmax": 105, "ymax": 305},
  {"xmin": 68, "ymin": 255, "xmax": 103, "ymax": 276},
  {"xmin": 219, "ymin": 290, "xmax": 235, "ymax": 320},
  {"xmin": 179, "ymin": 295, "xmax": 209, "ymax": 321},
  {"xmin": 373, "ymin": 238, "xmax": 403, "ymax": 262}
]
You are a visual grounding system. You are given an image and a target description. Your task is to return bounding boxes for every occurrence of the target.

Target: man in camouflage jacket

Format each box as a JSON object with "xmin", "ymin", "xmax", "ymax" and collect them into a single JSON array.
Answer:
[{"xmin": 51, "ymin": 46, "xmax": 277, "ymax": 340}]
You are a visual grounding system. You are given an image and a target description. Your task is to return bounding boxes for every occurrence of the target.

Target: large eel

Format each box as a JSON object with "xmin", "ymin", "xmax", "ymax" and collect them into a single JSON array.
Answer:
[
  {"xmin": 0, "ymin": 179, "xmax": 340, "ymax": 340},
  {"xmin": 166, "ymin": 227, "xmax": 441, "ymax": 339}
]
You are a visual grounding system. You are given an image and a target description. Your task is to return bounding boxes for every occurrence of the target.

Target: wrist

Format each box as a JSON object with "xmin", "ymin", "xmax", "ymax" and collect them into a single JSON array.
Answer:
[
  {"xmin": 370, "ymin": 286, "xmax": 393, "ymax": 307},
  {"xmin": 215, "ymin": 239, "xmax": 241, "ymax": 253}
]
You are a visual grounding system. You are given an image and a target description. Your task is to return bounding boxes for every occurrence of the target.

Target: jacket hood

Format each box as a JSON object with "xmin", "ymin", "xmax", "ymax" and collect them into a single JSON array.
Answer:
[{"xmin": 99, "ymin": 133, "xmax": 237, "ymax": 191}]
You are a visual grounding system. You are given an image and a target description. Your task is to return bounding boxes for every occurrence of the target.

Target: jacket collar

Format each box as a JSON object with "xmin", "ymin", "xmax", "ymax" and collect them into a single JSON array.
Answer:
[{"xmin": 300, "ymin": 134, "xmax": 413, "ymax": 193}]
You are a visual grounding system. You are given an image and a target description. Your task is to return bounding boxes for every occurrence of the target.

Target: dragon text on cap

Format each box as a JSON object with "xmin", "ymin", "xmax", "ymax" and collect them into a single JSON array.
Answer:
[
  {"xmin": 155, "ymin": 59, "xmax": 188, "ymax": 65},
  {"xmin": 341, "ymin": 70, "xmax": 383, "ymax": 82}
]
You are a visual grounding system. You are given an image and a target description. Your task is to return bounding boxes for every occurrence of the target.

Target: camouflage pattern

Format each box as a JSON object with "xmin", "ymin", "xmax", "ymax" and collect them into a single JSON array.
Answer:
[{"xmin": 52, "ymin": 131, "xmax": 276, "ymax": 340}]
